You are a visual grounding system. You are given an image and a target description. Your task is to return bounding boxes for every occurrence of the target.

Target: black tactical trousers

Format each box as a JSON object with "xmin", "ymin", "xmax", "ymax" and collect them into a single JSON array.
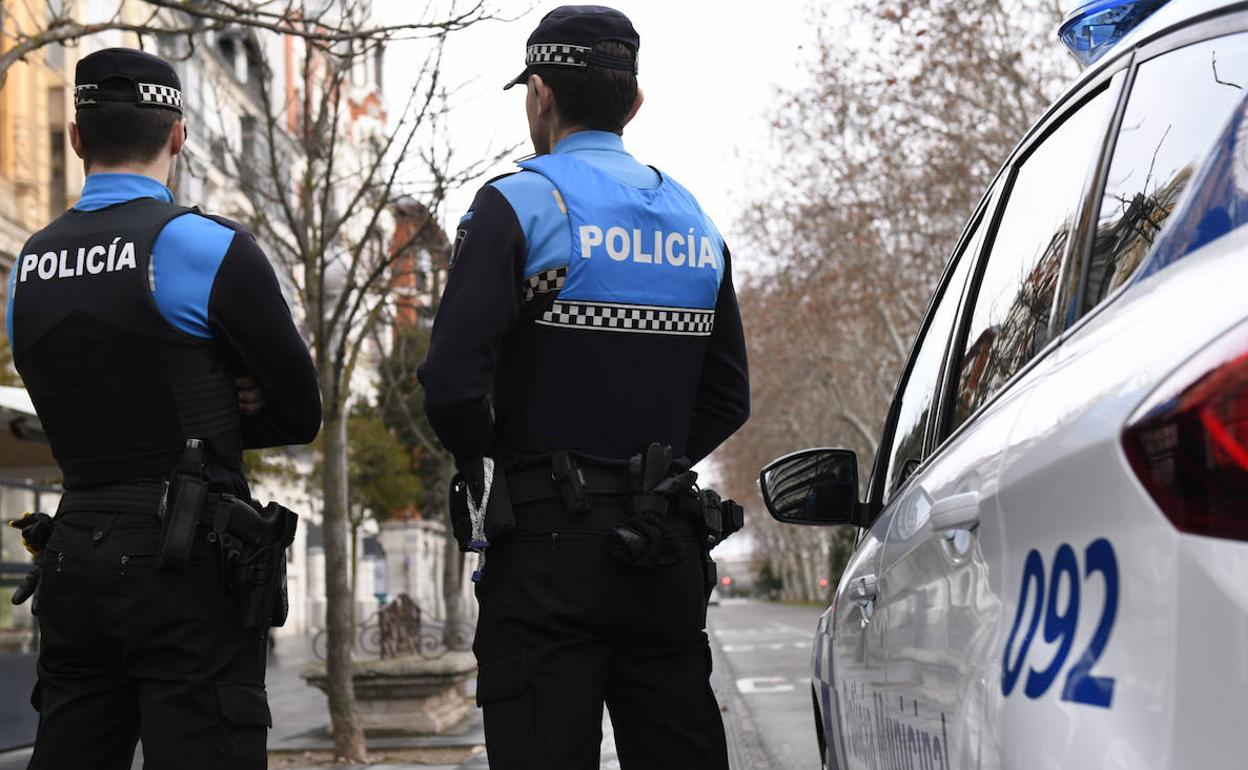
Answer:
[
  {"xmin": 27, "ymin": 511, "xmax": 270, "ymax": 770},
  {"xmin": 472, "ymin": 497, "xmax": 729, "ymax": 770}
]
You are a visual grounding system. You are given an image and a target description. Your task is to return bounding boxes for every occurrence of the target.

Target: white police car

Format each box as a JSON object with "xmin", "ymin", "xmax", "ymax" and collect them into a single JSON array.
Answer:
[{"xmin": 758, "ymin": 0, "xmax": 1248, "ymax": 766}]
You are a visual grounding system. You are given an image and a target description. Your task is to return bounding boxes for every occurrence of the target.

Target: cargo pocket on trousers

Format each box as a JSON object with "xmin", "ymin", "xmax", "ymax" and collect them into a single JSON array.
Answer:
[
  {"xmin": 216, "ymin": 682, "xmax": 271, "ymax": 763},
  {"xmin": 476, "ymin": 651, "xmax": 540, "ymax": 760}
]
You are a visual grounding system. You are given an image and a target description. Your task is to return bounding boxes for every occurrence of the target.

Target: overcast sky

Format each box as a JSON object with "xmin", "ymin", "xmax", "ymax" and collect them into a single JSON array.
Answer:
[{"xmin": 379, "ymin": 1, "xmax": 818, "ymax": 248}]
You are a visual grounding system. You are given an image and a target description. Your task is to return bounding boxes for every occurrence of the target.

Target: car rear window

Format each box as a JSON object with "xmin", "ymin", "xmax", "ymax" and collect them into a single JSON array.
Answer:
[
  {"xmin": 1083, "ymin": 33, "xmax": 1248, "ymax": 309},
  {"xmin": 1142, "ymin": 94, "xmax": 1248, "ymax": 277}
]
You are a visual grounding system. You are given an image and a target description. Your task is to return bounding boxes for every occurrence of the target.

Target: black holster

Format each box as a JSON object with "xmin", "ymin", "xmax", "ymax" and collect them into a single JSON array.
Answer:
[
  {"xmin": 448, "ymin": 457, "xmax": 515, "ymax": 553},
  {"xmin": 449, "ymin": 475, "xmax": 473, "ymax": 551},
  {"xmin": 213, "ymin": 496, "xmax": 298, "ymax": 628},
  {"xmin": 551, "ymin": 451, "xmax": 592, "ymax": 515},
  {"xmin": 697, "ymin": 489, "xmax": 745, "ymax": 549}
]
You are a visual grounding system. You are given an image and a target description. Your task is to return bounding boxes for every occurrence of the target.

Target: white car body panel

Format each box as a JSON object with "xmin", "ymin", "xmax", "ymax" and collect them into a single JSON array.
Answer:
[
  {"xmin": 819, "ymin": 189, "xmax": 1248, "ymax": 770},
  {"xmin": 994, "ymin": 229, "xmax": 1248, "ymax": 768},
  {"xmin": 805, "ymin": 1, "xmax": 1248, "ymax": 766}
]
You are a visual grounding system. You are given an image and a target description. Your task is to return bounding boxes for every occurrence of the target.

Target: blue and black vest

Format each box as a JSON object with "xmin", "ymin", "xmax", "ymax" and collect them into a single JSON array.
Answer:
[
  {"xmin": 10, "ymin": 198, "xmax": 242, "ymax": 488},
  {"xmin": 493, "ymin": 154, "xmax": 725, "ymax": 461}
]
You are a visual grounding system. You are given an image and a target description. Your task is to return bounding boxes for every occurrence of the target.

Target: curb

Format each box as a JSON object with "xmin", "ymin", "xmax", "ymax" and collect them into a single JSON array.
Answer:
[{"xmin": 707, "ymin": 617, "xmax": 775, "ymax": 770}]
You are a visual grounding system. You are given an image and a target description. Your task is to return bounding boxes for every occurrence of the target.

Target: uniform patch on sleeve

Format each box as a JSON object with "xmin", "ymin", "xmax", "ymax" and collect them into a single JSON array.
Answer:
[{"xmin": 450, "ymin": 211, "xmax": 473, "ymax": 268}]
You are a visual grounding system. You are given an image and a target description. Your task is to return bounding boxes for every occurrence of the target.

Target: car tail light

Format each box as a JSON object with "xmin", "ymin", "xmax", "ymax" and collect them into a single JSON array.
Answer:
[{"xmin": 1123, "ymin": 320, "xmax": 1248, "ymax": 541}]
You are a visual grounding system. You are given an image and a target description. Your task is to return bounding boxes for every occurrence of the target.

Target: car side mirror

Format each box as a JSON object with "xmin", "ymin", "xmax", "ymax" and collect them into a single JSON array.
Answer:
[{"xmin": 759, "ymin": 448, "xmax": 870, "ymax": 527}]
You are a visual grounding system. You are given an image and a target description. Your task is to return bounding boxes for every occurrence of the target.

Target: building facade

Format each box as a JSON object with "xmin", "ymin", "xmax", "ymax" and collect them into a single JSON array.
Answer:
[{"xmin": 0, "ymin": 2, "xmax": 467, "ymax": 641}]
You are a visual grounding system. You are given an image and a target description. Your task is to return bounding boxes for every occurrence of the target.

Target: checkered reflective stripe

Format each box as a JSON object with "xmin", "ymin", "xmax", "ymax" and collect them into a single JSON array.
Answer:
[
  {"xmin": 537, "ymin": 300, "xmax": 715, "ymax": 336},
  {"xmin": 73, "ymin": 84, "xmax": 99, "ymax": 107},
  {"xmin": 526, "ymin": 43, "xmax": 591, "ymax": 68},
  {"xmin": 137, "ymin": 83, "xmax": 183, "ymax": 110},
  {"xmin": 523, "ymin": 267, "xmax": 567, "ymax": 302}
]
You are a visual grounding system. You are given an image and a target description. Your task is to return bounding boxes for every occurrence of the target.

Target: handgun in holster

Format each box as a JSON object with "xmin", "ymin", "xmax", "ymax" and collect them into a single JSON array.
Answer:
[
  {"xmin": 698, "ymin": 489, "xmax": 745, "ymax": 549},
  {"xmin": 213, "ymin": 495, "xmax": 298, "ymax": 628},
  {"xmin": 158, "ymin": 439, "xmax": 209, "ymax": 573}
]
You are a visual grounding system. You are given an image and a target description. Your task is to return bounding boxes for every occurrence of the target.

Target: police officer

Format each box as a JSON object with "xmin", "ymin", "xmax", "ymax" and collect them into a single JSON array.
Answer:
[
  {"xmin": 418, "ymin": 6, "xmax": 750, "ymax": 769},
  {"xmin": 5, "ymin": 48, "xmax": 321, "ymax": 768}
]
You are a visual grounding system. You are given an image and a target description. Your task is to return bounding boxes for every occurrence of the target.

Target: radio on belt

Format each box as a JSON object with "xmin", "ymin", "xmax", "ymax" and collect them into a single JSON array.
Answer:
[{"xmin": 158, "ymin": 438, "xmax": 209, "ymax": 573}]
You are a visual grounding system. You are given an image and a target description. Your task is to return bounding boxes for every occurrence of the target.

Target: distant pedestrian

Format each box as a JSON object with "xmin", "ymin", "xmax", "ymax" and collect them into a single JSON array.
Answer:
[{"xmin": 419, "ymin": 6, "xmax": 749, "ymax": 769}]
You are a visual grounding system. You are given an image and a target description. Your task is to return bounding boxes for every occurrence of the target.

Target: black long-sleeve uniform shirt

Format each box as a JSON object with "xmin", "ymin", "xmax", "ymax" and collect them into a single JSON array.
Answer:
[
  {"xmin": 418, "ymin": 133, "xmax": 749, "ymax": 469},
  {"xmin": 7, "ymin": 174, "xmax": 321, "ymax": 493}
]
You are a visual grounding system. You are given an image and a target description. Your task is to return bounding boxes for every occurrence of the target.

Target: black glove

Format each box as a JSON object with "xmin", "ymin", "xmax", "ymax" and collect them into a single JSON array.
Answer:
[
  {"xmin": 8, "ymin": 512, "xmax": 54, "ymax": 555},
  {"xmin": 607, "ymin": 512, "xmax": 684, "ymax": 569},
  {"xmin": 7, "ymin": 513, "xmax": 53, "ymax": 607},
  {"xmin": 11, "ymin": 566, "xmax": 39, "ymax": 606}
]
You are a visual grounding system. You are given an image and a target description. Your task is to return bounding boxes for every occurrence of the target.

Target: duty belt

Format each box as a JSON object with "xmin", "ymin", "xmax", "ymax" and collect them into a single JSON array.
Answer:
[
  {"xmin": 58, "ymin": 479, "xmax": 292, "ymax": 566},
  {"xmin": 58, "ymin": 474, "xmax": 297, "ymax": 628},
  {"xmin": 59, "ymin": 480, "xmax": 252, "ymax": 536},
  {"xmin": 59, "ymin": 479, "xmax": 178, "ymax": 517},
  {"xmin": 506, "ymin": 465, "xmax": 630, "ymax": 507}
]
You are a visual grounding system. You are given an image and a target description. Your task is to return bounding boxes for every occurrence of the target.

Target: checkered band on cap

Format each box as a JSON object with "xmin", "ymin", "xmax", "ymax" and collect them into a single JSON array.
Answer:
[
  {"xmin": 523, "ymin": 267, "xmax": 567, "ymax": 302},
  {"xmin": 537, "ymin": 300, "xmax": 715, "ymax": 337},
  {"xmin": 526, "ymin": 43, "xmax": 592, "ymax": 68},
  {"xmin": 137, "ymin": 82, "xmax": 182, "ymax": 110},
  {"xmin": 73, "ymin": 84, "xmax": 100, "ymax": 107},
  {"xmin": 74, "ymin": 81, "xmax": 183, "ymax": 111}
]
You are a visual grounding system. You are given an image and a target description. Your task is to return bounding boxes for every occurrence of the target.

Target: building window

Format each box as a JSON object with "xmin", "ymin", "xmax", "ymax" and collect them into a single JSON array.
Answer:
[{"xmin": 49, "ymin": 128, "xmax": 66, "ymax": 215}]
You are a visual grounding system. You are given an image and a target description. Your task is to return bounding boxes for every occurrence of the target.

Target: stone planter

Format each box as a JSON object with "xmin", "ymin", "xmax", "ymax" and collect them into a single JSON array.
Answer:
[{"xmin": 303, "ymin": 651, "xmax": 477, "ymax": 736}]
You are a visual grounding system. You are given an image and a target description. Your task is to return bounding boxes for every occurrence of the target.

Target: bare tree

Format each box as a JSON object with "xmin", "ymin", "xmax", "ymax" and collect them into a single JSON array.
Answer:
[
  {"xmin": 372, "ymin": 319, "xmax": 471, "ymax": 650},
  {"xmin": 200, "ymin": 6, "xmax": 500, "ymax": 761},
  {"xmin": 718, "ymin": 0, "xmax": 1076, "ymax": 600},
  {"xmin": 0, "ymin": 0, "xmax": 497, "ymax": 83}
]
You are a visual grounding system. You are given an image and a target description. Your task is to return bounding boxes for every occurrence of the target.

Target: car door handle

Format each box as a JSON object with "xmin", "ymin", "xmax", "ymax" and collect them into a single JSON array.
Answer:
[
  {"xmin": 850, "ymin": 573, "xmax": 878, "ymax": 603},
  {"xmin": 930, "ymin": 492, "xmax": 980, "ymax": 532}
]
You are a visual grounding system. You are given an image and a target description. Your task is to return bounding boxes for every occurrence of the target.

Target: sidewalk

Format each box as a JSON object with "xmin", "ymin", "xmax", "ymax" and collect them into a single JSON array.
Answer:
[
  {"xmin": 0, "ymin": 634, "xmax": 491, "ymax": 770},
  {"xmin": 0, "ymin": 627, "xmax": 760, "ymax": 769},
  {"xmin": 266, "ymin": 634, "xmax": 488, "ymax": 769}
]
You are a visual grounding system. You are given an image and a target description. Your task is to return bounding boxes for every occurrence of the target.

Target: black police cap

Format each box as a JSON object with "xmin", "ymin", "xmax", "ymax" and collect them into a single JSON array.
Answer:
[
  {"xmin": 503, "ymin": 5, "xmax": 640, "ymax": 90},
  {"xmin": 74, "ymin": 47, "xmax": 183, "ymax": 113}
]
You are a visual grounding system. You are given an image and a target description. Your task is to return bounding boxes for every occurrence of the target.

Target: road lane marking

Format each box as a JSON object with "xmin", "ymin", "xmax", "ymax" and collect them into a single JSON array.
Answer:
[
  {"xmin": 736, "ymin": 677, "xmax": 796, "ymax": 694},
  {"xmin": 721, "ymin": 642, "xmax": 809, "ymax": 652}
]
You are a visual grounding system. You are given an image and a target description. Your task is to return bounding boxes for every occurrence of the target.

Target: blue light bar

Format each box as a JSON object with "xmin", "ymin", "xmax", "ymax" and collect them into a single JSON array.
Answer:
[{"xmin": 1059, "ymin": 0, "xmax": 1172, "ymax": 66}]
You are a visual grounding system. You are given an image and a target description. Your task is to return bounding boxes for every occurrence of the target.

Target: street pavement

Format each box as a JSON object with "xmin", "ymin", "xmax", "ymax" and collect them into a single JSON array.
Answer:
[
  {"xmin": 0, "ymin": 599, "xmax": 826, "ymax": 769},
  {"xmin": 708, "ymin": 598, "xmax": 826, "ymax": 770}
]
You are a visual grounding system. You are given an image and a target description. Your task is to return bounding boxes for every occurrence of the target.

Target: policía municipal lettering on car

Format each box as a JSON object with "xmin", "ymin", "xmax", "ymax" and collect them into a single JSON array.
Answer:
[
  {"xmin": 18, "ymin": 237, "xmax": 139, "ymax": 282},
  {"xmin": 576, "ymin": 225, "xmax": 720, "ymax": 268}
]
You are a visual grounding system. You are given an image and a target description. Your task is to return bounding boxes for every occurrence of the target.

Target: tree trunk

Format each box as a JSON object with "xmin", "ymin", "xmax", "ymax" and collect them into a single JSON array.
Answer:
[
  {"xmin": 350, "ymin": 520, "xmax": 359, "ymax": 605},
  {"xmin": 439, "ymin": 458, "xmax": 469, "ymax": 650},
  {"xmin": 350, "ymin": 519, "xmax": 360, "ymax": 644},
  {"xmin": 322, "ymin": 408, "xmax": 367, "ymax": 761}
]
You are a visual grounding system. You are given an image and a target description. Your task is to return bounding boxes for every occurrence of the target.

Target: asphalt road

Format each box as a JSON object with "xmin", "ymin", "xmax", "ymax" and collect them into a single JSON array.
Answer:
[{"xmin": 708, "ymin": 598, "xmax": 827, "ymax": 770}]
